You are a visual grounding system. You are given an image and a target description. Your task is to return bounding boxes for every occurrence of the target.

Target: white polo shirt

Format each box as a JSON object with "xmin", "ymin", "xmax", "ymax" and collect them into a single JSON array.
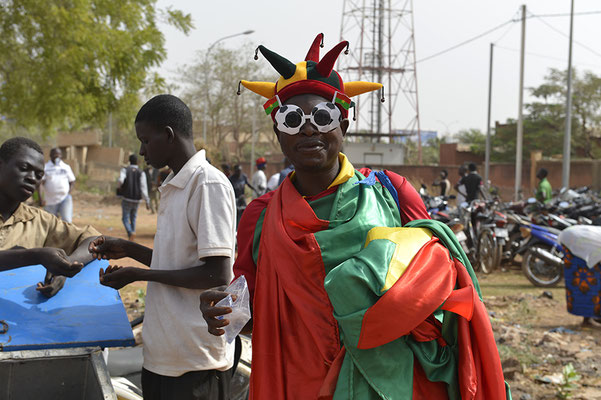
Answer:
[
  {"xmin": 42, "ymin": 159, "xmax": 76, "ymax": 206},
  {"xmin": 142, "ymin": 150, "xmax": 237, "ymax": 376}
]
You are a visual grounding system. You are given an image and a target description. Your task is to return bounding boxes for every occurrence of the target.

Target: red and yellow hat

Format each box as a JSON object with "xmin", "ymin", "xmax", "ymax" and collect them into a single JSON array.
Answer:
[{"xmin": 239, "ymin": 33, "xmax": 383, "ymax": 120}]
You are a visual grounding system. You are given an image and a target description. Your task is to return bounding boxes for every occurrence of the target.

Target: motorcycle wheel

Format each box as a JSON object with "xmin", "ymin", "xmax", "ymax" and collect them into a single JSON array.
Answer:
[
  {"xmin": 477, "ymin": 228, "xmax": 499, "ymax": 274},
  {"xmin": 521, "ymin": 244, "xmax": 563, "ymax": 287}
]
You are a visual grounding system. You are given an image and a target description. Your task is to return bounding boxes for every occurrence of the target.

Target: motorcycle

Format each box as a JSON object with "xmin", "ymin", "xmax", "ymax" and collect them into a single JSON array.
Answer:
[
  {"xmin": 513, "ymin": 214, "xmax": 564, "ymax": 287},
  {"xmin": 459, "ymin": 199, "xmax": 505, "ymax": 274}
]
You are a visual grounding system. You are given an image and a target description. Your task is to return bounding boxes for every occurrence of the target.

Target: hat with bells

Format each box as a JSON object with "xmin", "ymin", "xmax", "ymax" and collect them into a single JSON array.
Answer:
[{"xmin": 238, "ymin": 33, "xmax": 384, "ymax": 120}]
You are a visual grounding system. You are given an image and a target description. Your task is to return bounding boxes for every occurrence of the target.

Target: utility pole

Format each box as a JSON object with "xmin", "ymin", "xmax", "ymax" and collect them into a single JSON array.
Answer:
[
  {"xmin": 563, "ymin": 0, "xmax": 575, "ymax": 189},
  {"xmin": 515, "ymin": 5, "xmax": 526, "ymax": 201},
  {"xmin": 108, "ymin": 111, "xmax": 113, "ymax": 148},
  {"xmin": 485, "ymin": 43, "xmax": 494, "ymax": 183},
  {"xmin": 202, "ymin": 30, "xmax": 254, "ymax": 146},
  {"xmin": 250, "ymin": 105, "xmax": 256, "ymax": 177}
]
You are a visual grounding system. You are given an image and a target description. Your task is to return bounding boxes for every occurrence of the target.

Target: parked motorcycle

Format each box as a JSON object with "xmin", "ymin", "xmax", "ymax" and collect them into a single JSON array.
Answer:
[{"xmin": 513, "ymin": 213, "xmax": 564, "ymax": 287}]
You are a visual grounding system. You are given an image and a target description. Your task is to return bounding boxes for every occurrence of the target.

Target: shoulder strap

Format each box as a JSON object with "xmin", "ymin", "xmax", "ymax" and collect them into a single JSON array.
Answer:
[{"xmin": 355, "ymin": 170, "xmax": 400, "ymax": 211}]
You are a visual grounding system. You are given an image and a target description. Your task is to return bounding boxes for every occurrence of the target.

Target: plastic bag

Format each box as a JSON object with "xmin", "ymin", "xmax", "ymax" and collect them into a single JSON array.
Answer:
[{"xmin": 214, "ymin": 275, "xmax": 251, "ymax": 344}]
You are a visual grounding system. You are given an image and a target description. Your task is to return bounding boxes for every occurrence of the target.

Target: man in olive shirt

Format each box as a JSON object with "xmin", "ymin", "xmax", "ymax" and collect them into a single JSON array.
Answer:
[{"xmin": 0, "ymin": 137, "xmax": 100, "ymax": 297}]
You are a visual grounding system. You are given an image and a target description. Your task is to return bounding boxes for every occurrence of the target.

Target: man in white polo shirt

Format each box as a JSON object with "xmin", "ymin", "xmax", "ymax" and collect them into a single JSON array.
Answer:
[
  {"xmin": 40, "ymin": 147, "xmax": 76, "ymax": 223},
  {"xmin": 89, "ymin": 94, "xmax": 236, "ymax": 400}
]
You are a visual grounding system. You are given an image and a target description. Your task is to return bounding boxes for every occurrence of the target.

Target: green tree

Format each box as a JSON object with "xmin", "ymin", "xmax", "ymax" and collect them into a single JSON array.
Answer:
[
  {"xmin": 178, "ymin": 44, "xmax": 279, "ymax": 163},
  {"xmin": 494, "ymin": 68, "xmax": 601, "ymax": 161},
  {"xmin": 0, "ymin": 0, "xmax": 192, "ymax": 136},
  {"xmin": 403, "ymin": 136, "xmax": 446, "ymax": 165},
  {"xmin": 455, "ymin": 128, "xmax": 486, "ymax": 156}
]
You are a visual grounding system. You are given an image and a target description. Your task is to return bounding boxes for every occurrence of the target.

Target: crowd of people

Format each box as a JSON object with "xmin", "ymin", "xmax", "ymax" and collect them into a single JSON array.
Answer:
[{"xmin": 0, "ymin": 33, "xmax": 511, "ymax": 400}]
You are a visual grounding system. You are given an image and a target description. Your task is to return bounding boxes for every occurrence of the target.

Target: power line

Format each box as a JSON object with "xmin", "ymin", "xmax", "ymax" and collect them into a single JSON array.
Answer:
[
  {"xmin": 416, "ymin": 9, "xmax": 601, "ymax": 64},
  {"xmin": 529, "ymin": 10, "xmax": 601, "ymax": 18},
  {"xmin": 529, "ymin": 11, "xmax": 601, "ymax": 59},
  {"xmin": 417, "ymin": 19, "xmax": 514, "ymax": 63},
  {"xmin": 494, "ymin": 44, "xmax": 601, "ymax": 70},
  {"xmin": 492, "ymin": 10, "xmax": 521, "ymax": 45}
]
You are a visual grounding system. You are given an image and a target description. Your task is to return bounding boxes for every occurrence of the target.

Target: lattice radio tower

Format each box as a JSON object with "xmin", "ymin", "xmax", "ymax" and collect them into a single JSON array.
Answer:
[{"xmin": 338, "ymin": 0, "xmax": 422, "ymax": 162}]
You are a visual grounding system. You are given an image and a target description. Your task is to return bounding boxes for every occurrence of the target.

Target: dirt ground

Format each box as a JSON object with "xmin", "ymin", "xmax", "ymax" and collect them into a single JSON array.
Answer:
[{"xmin": 70, "ymin": 190, "xmax": 601, "ymax": 400}]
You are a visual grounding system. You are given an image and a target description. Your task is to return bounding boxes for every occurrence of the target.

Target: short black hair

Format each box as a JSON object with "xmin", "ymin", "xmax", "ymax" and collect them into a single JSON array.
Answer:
[
  {"xmin": 441, "ymin": 169, "xmax": 448, "ymax": 178},
  {"xmin": 129, "ymin": 154, "xmax": 138, "ymax": 165},
  {"xmin": 0, "ymin": 137, "xmax": 43, "ymax": 162},
  {"xmin": 135, "ymin": 94, "xmax": 193, "ymax": 139},
  {"xmin": 468, "ymin": 163, "xmax": 477, "ymax": 172},
  {"xmin": 537, "ymin": 168, "xmax": 548, "ymax": 178}
]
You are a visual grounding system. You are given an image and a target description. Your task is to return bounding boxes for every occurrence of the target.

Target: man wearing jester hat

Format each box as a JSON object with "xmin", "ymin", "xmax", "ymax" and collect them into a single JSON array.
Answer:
[{"xmin": 201, "ymin": 34, "xmax": 510, "ymax": 399}]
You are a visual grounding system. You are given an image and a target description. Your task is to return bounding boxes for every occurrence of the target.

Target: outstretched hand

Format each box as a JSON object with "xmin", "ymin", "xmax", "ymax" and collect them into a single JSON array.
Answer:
[
  {"xmin": 36, "ymin": 271, "xmax": 66, "ymax": 298},
  {"xmin": 199, "ymin": 289, "xmax": 236, "ymax": 336},
  {"xmin": 89, "ymin": 235, "xmax": 128, "ymax": 260},
  {"xmin": 38, "ymin": 248, "xmax": 84, "ymax": 278},
  {"xmin": 99, "ymin": 265, "xmax": 138, "ymax": 290}
]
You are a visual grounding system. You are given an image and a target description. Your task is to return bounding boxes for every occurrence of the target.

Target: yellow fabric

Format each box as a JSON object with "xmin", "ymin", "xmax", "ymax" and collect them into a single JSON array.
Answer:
[
  {"xmin": 327, "ymin": 153, "xmax": 354, "ymax": 189},
  {"xmin": 240, "ymin": 80, "xmax": 276, "ymax": 99},
  {"xmin": 344, "ymin": 81, "xmax": 383, "ymax": 98},
  {"xmin": 0, "ymin": 203, "xmax": 100, "ymax": 254},
  {"xmin": 290, "ymin": 153, "xmax": 355, "ymax": 192},
  {"xmin": 364, "ymin": 227, "xmax": 433, "ymax": 292},
  {"xmin": 276, "ymin": 61, "xmax": 308, "ymax": 91}
]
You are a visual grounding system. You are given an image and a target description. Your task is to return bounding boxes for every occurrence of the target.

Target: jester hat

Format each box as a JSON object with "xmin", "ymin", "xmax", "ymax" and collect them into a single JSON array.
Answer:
[{"xmin": 239, "ymin": 33, "xmax": 383, "ymax": 120}]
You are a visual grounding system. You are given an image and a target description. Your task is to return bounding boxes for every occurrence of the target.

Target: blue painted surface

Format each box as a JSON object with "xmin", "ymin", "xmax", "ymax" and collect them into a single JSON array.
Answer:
[{"xmin": 0, "ymin": 259, "xmax": 134, "ymax": 351}]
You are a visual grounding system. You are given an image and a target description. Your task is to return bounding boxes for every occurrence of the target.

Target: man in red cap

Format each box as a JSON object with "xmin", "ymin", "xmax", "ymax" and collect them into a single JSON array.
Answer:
[{"xmin": 251, "ymin": 157, "xmax": 267, "ymax": 199}]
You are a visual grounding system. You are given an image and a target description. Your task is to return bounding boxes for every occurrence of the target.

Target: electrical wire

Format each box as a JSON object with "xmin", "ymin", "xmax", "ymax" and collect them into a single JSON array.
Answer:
[
  {"xmin": 494, "ymin": 44, "xmax": 601, "ymax": 70},
  {"xmin": 492, "ymin": 9, "xmax": 521, "ymax": 45},
  {"xmin": 416, "ymin": 19, "xmax": 514, "ymax": 64},
  {"xmin": 528, "ymin": 11, "xmax": 601, "ymax": 59},
  {"xmin": 528, "ymin": 10, "xmax": 601, "ymax": 18},
  {"xmin": 416, "ymin": 8, "xmax": 601, "ymax": 64}
]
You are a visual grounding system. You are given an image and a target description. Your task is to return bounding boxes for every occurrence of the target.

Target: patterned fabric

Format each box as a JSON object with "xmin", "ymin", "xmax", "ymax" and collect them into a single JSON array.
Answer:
[{"xmin": 563, "ymin": 247, "xmax": 601, "ymax": 317}]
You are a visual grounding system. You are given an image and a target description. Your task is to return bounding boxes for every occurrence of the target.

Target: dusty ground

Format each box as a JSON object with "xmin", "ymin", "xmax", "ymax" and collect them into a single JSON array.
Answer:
[{"xmin": 70, "ymin": 190, "xmax": 601, "ymax": 400}]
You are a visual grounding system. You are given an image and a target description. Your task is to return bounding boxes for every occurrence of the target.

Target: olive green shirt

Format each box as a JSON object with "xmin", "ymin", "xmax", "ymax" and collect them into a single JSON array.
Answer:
[{"xmin": 0, "ymin": 203, "xmax": 100, "ymax": 254}]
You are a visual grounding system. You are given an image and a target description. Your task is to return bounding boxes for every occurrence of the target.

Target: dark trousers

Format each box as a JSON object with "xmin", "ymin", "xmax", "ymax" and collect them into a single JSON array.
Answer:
[{"xmin": 142, "ymin": 368, "xmax": 232, "ymax": 400}]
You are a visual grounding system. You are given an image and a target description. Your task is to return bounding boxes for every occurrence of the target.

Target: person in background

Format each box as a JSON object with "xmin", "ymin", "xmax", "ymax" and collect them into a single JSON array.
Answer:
[
  {"xmin": 0, "ymin": 137, "xmax": 99, "ymax": 297},
  {"xmin": 277, "ymin": 158, "xmax": 294, "ymax": 185},
  {"xmin": 229, "ymin": 164, "xmax": 256, "ymax": 226},
  {"xmin": 144, "ymin": 165, "xmax": 160, "ymax": 214},
  {"xmin": 251, "ymin": 157, "xmax": 267, "ymax": 199},
  {"xmin": 266, "ymin": 171, "xmax": 280, "ymax": 192},
  {"xmin": 90, "ymin": 94, "xmax": 236, "ymax": 400},
  {"xmin": 455, "ymin": 162, "xmax": 482, "ymax": 203},
  {"xmin": 455, "ymin": 164, "xmax": 468, "ymax": 205},
  {"xmin": 118, "ymin": 154, "xmax": 149, "ymax": 241},
  {"xmin": 221, "ymin": 163, "xmax": 231, "ymax": 178},
  {"xmin": 535, "ymin": 167, "xmax": 552, "ymax": 204},
  {"xmin": 432, "ymin": 169, "xmax": 451, "ymax": 197},
  {"xmin": 40, "ymin": 147, "xmax": 76, "ymax": 223}
]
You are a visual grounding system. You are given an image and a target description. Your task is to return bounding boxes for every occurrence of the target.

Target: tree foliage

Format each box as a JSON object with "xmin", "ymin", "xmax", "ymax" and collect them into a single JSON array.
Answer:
[
  {"xmin": 455, "ymin": 128, "xmax": 486, "ymax": 156},
  {"xmin": 178, "ymin": 44, "xmax": 279, "ymax": 163},
  {"xmin": 494, "ymin": 68, "xmax": 601, "ymax": 161},
  {"xmin": 403, "ymin": 136, "xmax": 446, "ymax": 165},
  {"xmin": 0, "ymin": 0, "xmax": 192, "ymax": 135}
]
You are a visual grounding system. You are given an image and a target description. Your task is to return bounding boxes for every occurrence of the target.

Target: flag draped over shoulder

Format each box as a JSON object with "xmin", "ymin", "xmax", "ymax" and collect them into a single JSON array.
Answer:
[{"xmin": 325, "ymin": 219, "xmax": 511, "ymax": 399}]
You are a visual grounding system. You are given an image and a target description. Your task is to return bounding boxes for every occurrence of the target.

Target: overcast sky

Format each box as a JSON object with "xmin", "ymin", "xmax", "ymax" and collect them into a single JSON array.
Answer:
[{"xmin": 156, "ymin": 0, "xmax": 601, "ymax": 138}]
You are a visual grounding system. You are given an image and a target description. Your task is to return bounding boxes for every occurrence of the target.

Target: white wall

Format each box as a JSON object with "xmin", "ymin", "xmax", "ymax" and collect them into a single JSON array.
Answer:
[{"xmin": 342, "ymin": 142, "xmax": 404, "ymax": 166}]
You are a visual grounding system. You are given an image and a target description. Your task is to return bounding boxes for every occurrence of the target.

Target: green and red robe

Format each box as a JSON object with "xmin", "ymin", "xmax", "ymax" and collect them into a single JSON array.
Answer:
[{"xmin": 234, "ymin": 155, "xmax": 509, "ymax": 399}]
